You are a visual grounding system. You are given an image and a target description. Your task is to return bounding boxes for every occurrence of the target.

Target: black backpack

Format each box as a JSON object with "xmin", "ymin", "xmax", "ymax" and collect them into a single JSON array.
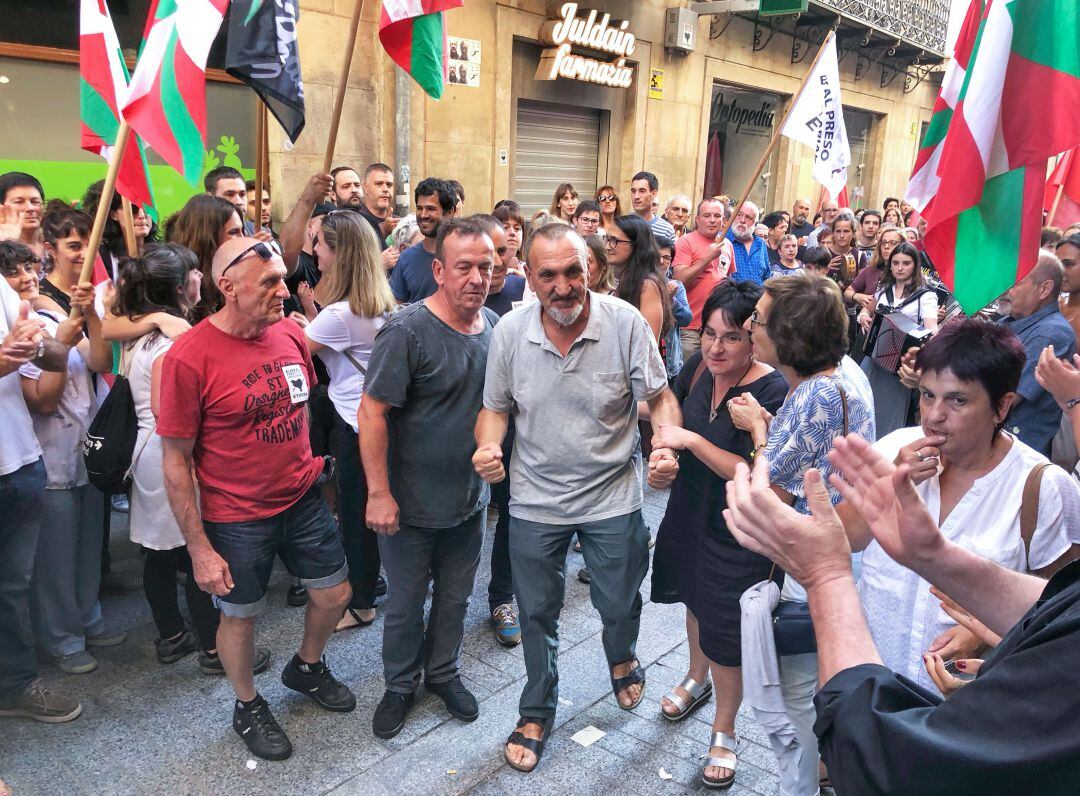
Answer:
[{"xmin": 83, "ymin": 373, "xmax": 139, "ymax": 495}]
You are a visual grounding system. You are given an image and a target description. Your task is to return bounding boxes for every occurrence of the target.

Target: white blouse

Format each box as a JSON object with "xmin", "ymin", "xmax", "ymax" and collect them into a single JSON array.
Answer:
[{"xmin": 859, "ymin": 426, "xmax": 1080, "ymax": 692}]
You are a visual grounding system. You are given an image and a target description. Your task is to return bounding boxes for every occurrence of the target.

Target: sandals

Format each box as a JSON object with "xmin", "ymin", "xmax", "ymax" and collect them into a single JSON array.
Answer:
[
  {"xmin": 334, "ymin": 607, "xmax": 376, "ymax": 633},
  {"xmin": 504, "ymin": 716, "xmax": 554, "ymax": 773},
  {"xmin": 661, "ymin": 675, "xmax": 713, "ymax": 722},
  {"xmin": 610, "ymin": 659, "xmax": 647, "ymax": 711},
  {"xmin": 702, "ymin": 731, "xmax": 737, "ymax": 790}
]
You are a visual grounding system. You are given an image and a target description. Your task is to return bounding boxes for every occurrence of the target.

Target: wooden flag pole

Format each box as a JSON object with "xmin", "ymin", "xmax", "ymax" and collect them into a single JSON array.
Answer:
[
  {"xmin": 1048, "ymin": 181, "xmax": 1066, "ymax": 226},
  {"xmin": 120, "ymin": 197, "xmax": 139, "ymax": 257},
  {"xmin": 255, "ymin": 100, "xmax": 267, "ymax": 233},
  {"xmin": 323, "ymin": 0, "xmax": 367, "ymax": 173},
  {"xmin": 71, "ymin": 121, "xmax": 131, "ymax": 319},
  {"xmin": 716, "ymin": 29, "xmax": 839, "ymax": 244}
]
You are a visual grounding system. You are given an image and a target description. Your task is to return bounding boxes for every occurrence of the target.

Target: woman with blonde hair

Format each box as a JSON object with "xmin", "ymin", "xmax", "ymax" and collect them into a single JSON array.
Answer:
[
  {"xmin": 299, "ymin": 211, "xmax": 397, "ymax": 631},
  {"xmin": 549, "ymin": 183, "xmax": 579, "ymax": 223}
]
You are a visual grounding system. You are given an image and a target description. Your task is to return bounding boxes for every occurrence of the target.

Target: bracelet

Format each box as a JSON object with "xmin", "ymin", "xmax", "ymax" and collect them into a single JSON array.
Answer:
[{"xmin": 1066, "ymin": 397, "xmax": 1080, "ymax": 411}]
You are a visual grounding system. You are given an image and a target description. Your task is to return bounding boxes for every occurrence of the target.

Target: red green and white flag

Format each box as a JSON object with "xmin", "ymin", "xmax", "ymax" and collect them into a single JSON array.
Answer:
[
  {"xmin": 122, "ymin": 0, "xmax": 229, "ymax": 186},
  {"xmin": 80, "ymin": 0, "xmax": 158, "ymax": 221},
  {"xmin": 908, "ymin": 0, "xmax": 1080, "ymax": 314},
  {"xmin": 379, "ymin": 0, "xmax": 464, "ymax": 100}
]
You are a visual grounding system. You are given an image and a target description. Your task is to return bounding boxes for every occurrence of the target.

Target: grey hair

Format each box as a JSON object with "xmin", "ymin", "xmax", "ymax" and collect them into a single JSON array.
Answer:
[
  {"xmin": 524, "ymin": 222, "xmax": 586, "ymax": 266},
  {"xmin": 1029, "ymin": 249, "xmax": 1065, "ymax": 296},
  {"xmin": 391, "ymin": 214, "xmax": 420, "ymax": 249},
  {"xmin": 665, "ymin": 194, "xmax": 692, "ymax": 212}
]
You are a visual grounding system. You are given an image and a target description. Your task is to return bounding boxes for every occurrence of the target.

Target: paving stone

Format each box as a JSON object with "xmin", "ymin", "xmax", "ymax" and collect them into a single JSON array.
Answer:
[{"xmin": 0, "ymin": 493, "xmax": 790, "ymax": 795}]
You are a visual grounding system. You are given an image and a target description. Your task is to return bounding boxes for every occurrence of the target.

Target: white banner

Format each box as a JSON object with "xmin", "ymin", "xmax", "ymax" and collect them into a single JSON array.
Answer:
[{"xmin": 781, "ymin": 33, "xmax": 851, "ymax": 201}]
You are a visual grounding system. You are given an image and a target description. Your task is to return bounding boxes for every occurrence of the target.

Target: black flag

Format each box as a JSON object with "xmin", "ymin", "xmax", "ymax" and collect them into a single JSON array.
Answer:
[{"xmin": 226, "ymin": 0, "xmax": 306, "ymax": 143}]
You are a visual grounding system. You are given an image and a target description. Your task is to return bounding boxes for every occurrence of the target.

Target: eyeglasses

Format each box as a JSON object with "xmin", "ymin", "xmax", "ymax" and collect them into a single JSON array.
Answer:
[
  {"xmin": 577, "ymin": 217, "xmax": 600, "ymax": 227},
  {"xmin": 700, "ymin": 328, "xmax": 749, "ymax": 345},
  {"xmin": 659, "ymin": 253, "xmax": 673, "ymax": 265},
  {"xmin": 749, "ymin": 309, "xmax": 768, "ymax": 329},
  {"xmin": 604, "ymin": 236, "xmax": 631, "ymax": 248},
  {"xmin": 597, "ymin": 195, "xmax": 617, "ymax": 203},
  {"xmin": 221, "ymin": 241, "xmax": 280, "ymax": 276}
]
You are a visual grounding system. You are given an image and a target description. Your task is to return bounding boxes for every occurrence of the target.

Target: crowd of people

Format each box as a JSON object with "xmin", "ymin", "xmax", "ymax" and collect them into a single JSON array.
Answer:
[{"xmin": 2, "ymin": 161, "xmax": 1080, "ymax": 793}]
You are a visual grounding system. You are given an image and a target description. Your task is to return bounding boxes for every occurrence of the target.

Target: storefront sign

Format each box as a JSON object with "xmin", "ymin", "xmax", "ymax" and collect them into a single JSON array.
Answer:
[
  {"xmin": 712, "ymin": 91, "xmax": 776, "ymax": 137},
  {"xmin": 536, "ymin": 3, "xmax": 636, "ymax": 88}
]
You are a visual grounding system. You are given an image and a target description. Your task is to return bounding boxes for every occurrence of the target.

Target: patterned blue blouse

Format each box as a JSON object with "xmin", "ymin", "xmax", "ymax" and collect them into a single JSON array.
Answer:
[{"xmin": 764, "ymin": 373, "xmax": 876, "ymax": 516}]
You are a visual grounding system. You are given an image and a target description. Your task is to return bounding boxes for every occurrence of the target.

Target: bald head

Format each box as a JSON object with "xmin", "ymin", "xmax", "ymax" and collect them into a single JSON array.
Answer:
[
  {"xmin": 212, "ymin": 236, "xmax": 276, "ymax": 282},
  {"xmin": 1029, "ymin": 250, "xmax": 1065, "ymax": 296}
]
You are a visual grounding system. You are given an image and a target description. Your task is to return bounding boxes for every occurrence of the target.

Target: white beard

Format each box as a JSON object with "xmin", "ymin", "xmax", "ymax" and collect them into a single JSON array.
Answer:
[{"xmin": 546, "ymin": 302, "xmax": 584, "ymax": 326}]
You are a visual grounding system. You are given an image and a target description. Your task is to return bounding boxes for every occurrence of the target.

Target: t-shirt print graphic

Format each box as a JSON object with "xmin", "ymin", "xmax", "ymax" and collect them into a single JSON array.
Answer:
[{"xmin": 282, "ymin": 363, "xmax": 309, "ymax": 404}]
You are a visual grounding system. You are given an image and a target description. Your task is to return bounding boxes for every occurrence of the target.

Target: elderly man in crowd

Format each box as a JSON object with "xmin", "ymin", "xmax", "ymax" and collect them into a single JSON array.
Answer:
[
  {"xmin": 726, "ymin": 202, "xmax": 771, "ymax": 285},
  {"xmin": 724, "ymin": 437, "xmax": 1080, "ymax": 794},
  {"xmin": 159, "ymin": 237, "xmax": 355, "ymax": 762},
  {"xmin": 473, "ymin": 223, "xmax": 681, "ymax": 773},
  {"xmin": 672, "ymin": 198, "xmax": 734, "ymax": 358},
  {"xmin": 999, "ymin": 251, "xmax": 1077, "ymax": 456}
]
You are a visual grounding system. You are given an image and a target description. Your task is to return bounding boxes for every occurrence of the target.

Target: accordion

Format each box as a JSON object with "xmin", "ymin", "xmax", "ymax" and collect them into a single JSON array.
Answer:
[{"xmin": 864, "ymin": 309, "xmax": 933, "ymax": 373}]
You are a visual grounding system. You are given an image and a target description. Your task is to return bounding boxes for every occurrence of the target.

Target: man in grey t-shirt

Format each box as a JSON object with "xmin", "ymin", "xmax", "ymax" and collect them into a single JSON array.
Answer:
[
  {"xmin": 473, "ymin": 223, "xmax": 681, "ymax": 772},
  {"xmin": 359, "ymin": 216, "xmax": 498, "ymax": 740}
]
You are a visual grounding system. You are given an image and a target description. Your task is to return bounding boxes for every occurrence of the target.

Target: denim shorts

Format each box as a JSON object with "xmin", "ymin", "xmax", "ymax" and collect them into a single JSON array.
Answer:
[{"xmin": 203, "ymin": 484, "xmax": 347, "ymax": 618}]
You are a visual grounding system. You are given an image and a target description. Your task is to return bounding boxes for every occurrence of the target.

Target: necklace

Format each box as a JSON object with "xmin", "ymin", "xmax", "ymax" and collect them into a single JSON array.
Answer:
[{"xmin": 709, "ymin": 358, "xmax": 756, "ymax": 423}]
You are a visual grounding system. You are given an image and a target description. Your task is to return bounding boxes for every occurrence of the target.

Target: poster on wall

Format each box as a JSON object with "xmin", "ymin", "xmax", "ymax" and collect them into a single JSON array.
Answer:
[
  {"xmin": 448, "ymin": 37, "xmax": 481, "ymax": 87},
  {"xmin": 704, "ymin": 85, "xmax": 780, "ymax": 208}
]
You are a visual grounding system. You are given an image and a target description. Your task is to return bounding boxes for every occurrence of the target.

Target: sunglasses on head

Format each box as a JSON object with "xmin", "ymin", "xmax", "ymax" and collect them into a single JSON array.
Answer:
[{"xmin": 221, "ymin": 240, "xmax": 280, "ymax": 276}]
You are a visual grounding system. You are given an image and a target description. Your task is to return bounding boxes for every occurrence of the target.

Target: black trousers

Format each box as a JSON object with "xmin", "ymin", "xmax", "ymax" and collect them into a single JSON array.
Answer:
[
  {"xmin": 330, "ymin": 412, "xmax": 382, "ymax": 609},
  {"xmin": 142, "ymin": 546, "xmax": 218, "ymax": 652}
]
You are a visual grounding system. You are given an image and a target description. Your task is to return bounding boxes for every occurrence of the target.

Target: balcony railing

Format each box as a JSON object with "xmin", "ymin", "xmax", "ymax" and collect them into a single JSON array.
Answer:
[{"xmin": 811, "ymin": 0, "xmax": 949, "ymax": 56}]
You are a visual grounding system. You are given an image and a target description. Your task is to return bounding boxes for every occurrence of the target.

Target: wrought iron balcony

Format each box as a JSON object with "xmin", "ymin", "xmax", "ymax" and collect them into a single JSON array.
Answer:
[{"xmin": 810, "ymin": 0, "xmax": 949, "ymax": 57}]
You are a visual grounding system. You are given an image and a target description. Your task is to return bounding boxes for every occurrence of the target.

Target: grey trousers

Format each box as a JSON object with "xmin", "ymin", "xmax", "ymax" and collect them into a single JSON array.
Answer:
[
  {"xmin": 32, "ymin": 484, "xmax": 105, "ymax": 657},
  {"xmin": 510, "ymin": 509, "xmax": 650, "ymax": 719},
  {"xmin": 378, "ymin": 510, "xmax": 485, "ymax": 693},
  {"xmin": 776, "ymin": 652, "xmax": 821, "ymax": 796}
]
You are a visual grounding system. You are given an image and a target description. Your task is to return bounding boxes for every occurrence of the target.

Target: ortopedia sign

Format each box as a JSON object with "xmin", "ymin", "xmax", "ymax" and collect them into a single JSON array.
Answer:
[{"xmin": 536, "ymin": 3, "xmax": 635, "ymax": 88}]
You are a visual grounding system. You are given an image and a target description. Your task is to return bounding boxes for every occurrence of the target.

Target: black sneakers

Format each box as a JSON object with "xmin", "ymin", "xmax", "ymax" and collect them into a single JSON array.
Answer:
[
  {"xmin": 372, "ymin": 690, "xmax": 415, "ymax": 739},
  {"xmin": 155, "ymin": 630, "xmax": 197, "ymax": 664},
  {"xmin": 426, "ymin": 675, "xmax": 479, "ymax": 722},
  {"xmin": 286, "ymin": 583, "xmax": 308, "ymax": 607},
  {"xmin": 199, "ymin": 646, "xmax": 271, "ymax": 676},
  {"xmin": 281, "ymin": 655, "xmax": 356, "ymax": 712},
  {"xmin": 233, "ymin": 695, "xmax": 292, "ymax": 761}
]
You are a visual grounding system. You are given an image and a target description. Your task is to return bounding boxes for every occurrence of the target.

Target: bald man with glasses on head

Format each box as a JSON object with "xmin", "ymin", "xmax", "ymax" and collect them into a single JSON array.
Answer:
[{"xmin": 158, "ymin": 237, "xmax": 354, "ymax": 763}]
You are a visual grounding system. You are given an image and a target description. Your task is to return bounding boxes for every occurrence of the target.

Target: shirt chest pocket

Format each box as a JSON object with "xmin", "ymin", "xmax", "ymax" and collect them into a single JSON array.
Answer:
[{"xmin": 592, "ymin": 371, "xmax": 630, "ymax": 422}]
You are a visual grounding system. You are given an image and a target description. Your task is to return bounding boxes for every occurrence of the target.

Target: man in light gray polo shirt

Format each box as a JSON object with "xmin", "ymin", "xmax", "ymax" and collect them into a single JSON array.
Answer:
[{"xmin": 473, "ymin": 223, "xmax": 681, "ymax": 773}]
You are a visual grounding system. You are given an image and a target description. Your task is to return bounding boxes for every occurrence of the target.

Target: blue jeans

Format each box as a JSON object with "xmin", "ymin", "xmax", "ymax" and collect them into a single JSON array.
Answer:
[
  {"xmin": 203, "ymin": 485, "xmax": 347, "ymax": 618},
  {"xmin": 31, "ymin": 484, "xmax": 105, "ymax": 656},
  {"xmin": 0, "ymin": 459, "xmax": 46, "ymax": 700}
]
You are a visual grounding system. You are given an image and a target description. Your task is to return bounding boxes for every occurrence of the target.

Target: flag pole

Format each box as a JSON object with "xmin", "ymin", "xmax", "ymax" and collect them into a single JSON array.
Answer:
[
  {"xmin": 120, "ymin": 197, "xmax": 139, "ymax": 257},
  {"xmin": 324, "ymin": 0, "xmax": 367, "ymax": 173},
  {"xmin": 71, "ymin": 121, "xmax": 131, "ymax": 319},
  {"xmin": 1048, "ymin": 181, "xmax": 1066, "ymax": 226},
  {"xmin": 716, "ymin": 29, "xmax": 839, "ymax": 243},
  {"xmin": 255, "ymin": 100, "xmax": 267, "ymax": 234}
]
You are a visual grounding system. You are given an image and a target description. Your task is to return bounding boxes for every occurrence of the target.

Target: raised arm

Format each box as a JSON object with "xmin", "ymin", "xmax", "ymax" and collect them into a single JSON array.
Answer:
[{"xmin": 279, "ymin": 173, "xmax": 333, "ymax": 276}]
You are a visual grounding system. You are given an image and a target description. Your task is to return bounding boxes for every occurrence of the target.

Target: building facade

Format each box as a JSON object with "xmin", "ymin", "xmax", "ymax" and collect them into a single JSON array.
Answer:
[{"xmin": 1, "ymin": 0, "xmax": 949, "ymax": 221}]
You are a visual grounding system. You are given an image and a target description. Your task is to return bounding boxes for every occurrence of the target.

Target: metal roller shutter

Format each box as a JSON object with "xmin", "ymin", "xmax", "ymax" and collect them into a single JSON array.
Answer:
[{"xmin": 514, "ymin": 99, "xmax": 601, "ymax": 218}]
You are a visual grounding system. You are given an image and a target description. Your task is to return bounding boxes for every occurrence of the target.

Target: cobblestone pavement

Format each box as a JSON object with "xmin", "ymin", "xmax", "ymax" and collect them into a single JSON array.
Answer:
[{"xmin": 0, "ymin": 487, "xmax": 794, "ymax": 795}]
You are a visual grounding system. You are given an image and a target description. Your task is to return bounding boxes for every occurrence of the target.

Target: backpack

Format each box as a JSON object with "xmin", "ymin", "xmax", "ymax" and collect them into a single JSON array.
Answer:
[{"xmin": 83, "ymin": 336, "xmax": 148, "ymax": 495}]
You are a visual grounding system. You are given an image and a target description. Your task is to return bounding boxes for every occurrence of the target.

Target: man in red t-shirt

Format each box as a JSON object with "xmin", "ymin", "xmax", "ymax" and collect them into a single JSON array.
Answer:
[
  {"xmin": 673, "ymin": 198, "xmax": 734, "ymax": 358},
  {"xmin": 159, "ymin": 237, "xmax": 353, "ymax": 762}
]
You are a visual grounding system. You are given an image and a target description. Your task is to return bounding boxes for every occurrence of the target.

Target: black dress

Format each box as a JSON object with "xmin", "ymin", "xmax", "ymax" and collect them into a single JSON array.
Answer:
[{"xmin": 651, "ymin": 352, "xmax": 787, "ymax": 667}]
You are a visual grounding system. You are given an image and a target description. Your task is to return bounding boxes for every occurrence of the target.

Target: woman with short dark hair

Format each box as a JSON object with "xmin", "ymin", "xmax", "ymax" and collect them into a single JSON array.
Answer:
[
  {"xmin": 728, "ymin": 273, "xmax": 876, "ymax": 796},
  {"xmin": 838, "ymin": 317, "xmax": 1080, "ymax": 697},
  {"xmin": 651, "ymin": 280, "xmax": 787, "ymax": 790}
]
